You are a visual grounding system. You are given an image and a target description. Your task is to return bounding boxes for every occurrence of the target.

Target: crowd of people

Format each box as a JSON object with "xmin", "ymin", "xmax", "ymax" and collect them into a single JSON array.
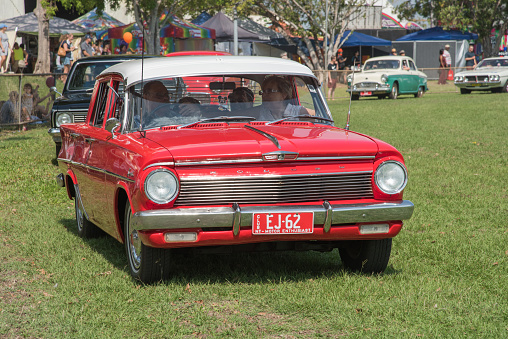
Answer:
[{"xmin": 0, "ymin": 82, "xmax": 53, "ymax": 126}]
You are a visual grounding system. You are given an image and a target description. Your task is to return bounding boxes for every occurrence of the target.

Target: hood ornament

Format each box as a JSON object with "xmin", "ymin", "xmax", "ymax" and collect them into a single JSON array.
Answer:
[{"xmin": 262, "ymin": 151, "xmax": 298, "ymax": 161}]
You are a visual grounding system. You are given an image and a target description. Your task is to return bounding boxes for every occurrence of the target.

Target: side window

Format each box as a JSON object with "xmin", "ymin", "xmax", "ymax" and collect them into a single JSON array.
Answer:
[
  {"xmin": 409, "ymin": 60, "xmax": 416, "ymax": 71},
  {"xmin": 89, "ymin": 81, "xmax": 109, "ymax": 127},
  {"xmin": 106, "ymin": 80, "xmax": 122, "ymax": 121}
]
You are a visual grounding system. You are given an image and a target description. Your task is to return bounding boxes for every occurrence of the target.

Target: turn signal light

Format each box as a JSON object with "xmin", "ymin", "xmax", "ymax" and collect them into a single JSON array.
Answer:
[
  {"xmin": 359, "ymin": 224, "xmax": 389, "ymax": 234},
  {"xmin": 164, "ymin": 232, "xmax": 197, "ymax": 242}
]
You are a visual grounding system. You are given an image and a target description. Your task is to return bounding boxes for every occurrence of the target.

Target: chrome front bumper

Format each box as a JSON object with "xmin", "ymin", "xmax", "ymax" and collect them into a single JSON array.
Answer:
[
  {"xmin": 132, "ymin": 200, "xmax": 414, "ymax": 236},
  {"xmin": 48, "ymin": 127, "xmax": 61, "ymax": 143}
]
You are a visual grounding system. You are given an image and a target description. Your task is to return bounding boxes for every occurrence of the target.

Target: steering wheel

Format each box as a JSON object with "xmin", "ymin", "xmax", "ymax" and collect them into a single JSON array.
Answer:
[{"xmin": 149, "ymin": 103, "xmax": 179, "ymax": 118}]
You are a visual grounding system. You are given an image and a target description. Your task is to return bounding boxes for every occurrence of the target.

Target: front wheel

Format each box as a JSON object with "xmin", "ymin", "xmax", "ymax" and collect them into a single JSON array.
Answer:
[
  {"xmin": 501, "ymin": 81, "xmax": 508, "ymax": 93},
  {"xmin": 339, "ymin": 238, "xmax": 392, "ymax": 273},
  {"xmin": 414, "ymin": 86, "xmax": 424, "ymax": 98},
  {"xmin": 124, "ymin": 202, "xmax": 171, "ymax": 283},
  {"xmin": 389, "ymin": 83, "xmax": 398, "ymax": 99},
  {"xmin": 75, "ymin": 187, "xmax": 102, "ymax": 238},
  {"xmin": 351, "ymin": 94, "xmax": 360, "ymax": 100},
  {"xmin": 460, "ymin": 88, "xmax": 471, "ymax": 94}
]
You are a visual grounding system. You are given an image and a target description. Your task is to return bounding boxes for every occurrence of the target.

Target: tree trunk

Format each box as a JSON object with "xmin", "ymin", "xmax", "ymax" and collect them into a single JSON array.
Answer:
[{"xmin": 33, "ymin": 0, "xmax": 50, "ymax": 74}]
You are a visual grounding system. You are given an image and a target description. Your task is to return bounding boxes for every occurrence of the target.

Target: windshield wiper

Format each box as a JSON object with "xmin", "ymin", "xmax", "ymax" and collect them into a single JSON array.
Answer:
[
  {"xmin": 177, "ymin": 116, "xmax": 257, "ymax": 129},
  {"xmin": 266, "ymin": 115, "xmax": 334, "ymax": 125}
]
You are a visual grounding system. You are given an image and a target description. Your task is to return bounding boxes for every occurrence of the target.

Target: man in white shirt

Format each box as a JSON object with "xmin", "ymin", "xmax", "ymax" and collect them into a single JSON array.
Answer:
[{"xmin": 443, "ymin": 44, "xmax": 452, "ymax": 67}]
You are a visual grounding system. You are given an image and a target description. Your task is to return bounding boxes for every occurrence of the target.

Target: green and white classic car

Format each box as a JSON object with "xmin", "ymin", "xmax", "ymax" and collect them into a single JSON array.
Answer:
[{"xmin": 347, "ymin": 56, "xmax": 428, "ymax": 100}]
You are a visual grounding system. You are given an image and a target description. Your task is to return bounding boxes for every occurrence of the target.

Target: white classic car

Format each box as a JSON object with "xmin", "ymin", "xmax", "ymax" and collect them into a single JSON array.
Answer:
[
  {"xmin": 347, "ymin": 56, "xmax": 428, "ymax": 100},
  {"xmin": 454, "ymin": 57, "xmax": 508, "ymax": 94}
]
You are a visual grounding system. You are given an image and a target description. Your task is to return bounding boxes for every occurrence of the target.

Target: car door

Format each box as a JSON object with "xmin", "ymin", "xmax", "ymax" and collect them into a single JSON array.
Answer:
[
  {"xmin": 83, "ymin": 78, "xmax": 134, "ymax": 240},
  {"xmin": 76, "ymin": 80, "xmax": 112, "ymax": 229},
  {"xmin": 407, "ymin": 60, "xmax": 420, "ymax": 92}
]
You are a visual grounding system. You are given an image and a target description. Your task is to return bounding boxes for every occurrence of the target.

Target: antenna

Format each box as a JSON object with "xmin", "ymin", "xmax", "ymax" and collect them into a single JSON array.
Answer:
[
  {"xmin": 138, "ymin": 24, "xmax": 145, "ymax": 134},
  {"xmin": 345, "ymin": 57, "xmax": 356, "ymax": 131}
]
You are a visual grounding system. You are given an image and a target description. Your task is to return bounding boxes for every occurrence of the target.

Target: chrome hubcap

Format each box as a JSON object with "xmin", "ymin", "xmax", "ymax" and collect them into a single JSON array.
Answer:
[
  {"xmin": 126, "ymin": 210, "xmax": 142, "ymax": 271},
  {"xmin": 75, "ymin": 199, "xmax": 83, "ymax": 231}
]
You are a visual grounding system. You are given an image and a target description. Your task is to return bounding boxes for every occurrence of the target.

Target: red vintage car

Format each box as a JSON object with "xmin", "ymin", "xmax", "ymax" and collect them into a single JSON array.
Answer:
[{"xmin": 56, "ymin": 56, "xmax": 414, "ymax": 283}]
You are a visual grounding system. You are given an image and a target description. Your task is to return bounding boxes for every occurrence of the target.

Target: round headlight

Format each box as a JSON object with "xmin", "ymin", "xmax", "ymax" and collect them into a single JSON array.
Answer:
[
  {"xmin": 381, "ymin": 74, "xmax": 388, "ymax": 83},
  {"xmin": 56, "ymin": 113, "xmax": 71, "ymax": 127},
  {"xmin": 375, "ymin": 161, "xmax": 408, "ymax": 195},
  {"xmin": 144, "ymin": 169, "xmax": 179, "ymax": 204}
]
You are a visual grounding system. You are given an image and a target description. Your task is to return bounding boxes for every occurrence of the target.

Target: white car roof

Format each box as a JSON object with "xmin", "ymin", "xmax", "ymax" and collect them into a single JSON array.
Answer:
[
  {"xmin": 365, "ymin": 56, "xmax": 413, "ymax": 62},
  {"xmin": 100, "ymin": 56, "xmax": 317, "ymax": 87}
]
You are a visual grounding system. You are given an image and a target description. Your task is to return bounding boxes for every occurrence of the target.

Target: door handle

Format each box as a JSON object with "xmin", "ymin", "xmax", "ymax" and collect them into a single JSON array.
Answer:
[{"xmin": 85, "ymin": 138, "xmax": 96, "ymax": 144}]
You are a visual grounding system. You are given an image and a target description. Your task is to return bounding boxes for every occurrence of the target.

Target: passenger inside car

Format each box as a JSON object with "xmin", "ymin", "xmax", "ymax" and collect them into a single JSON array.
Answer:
[
  {"xmin": 228, "ymin": 87, "xmax": 254, "ymax": 112},
  {"xmin": 249, "ymin": 76, "xmax": 312, "ymax": 120},
  {"xmin": 178, "ymin": 96, "xmax": 202, "ymax": 117}
]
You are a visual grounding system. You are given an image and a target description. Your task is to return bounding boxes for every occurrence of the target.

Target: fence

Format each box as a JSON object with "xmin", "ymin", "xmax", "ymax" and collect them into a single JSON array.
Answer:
[
  {"xmin": 0, "ymin": 72, "xmax": 63, "ymax": 130},
  {"xmin": 315, "ymin": 66, "xmax": 463, "ymax": 82},
  {"xmin": 1, "ymin": 66, "xmax": 461, "ymax": 130}
]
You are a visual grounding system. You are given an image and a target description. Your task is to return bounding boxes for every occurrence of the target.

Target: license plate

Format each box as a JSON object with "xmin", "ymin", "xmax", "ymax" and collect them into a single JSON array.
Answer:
[
  {"xmin": 252, "ymin": 212, "xmax": 314, "ymax": 235},
  {"xmin": 470, "ymin": 83, "xmax": 484, "ymax": 87},
  {"xmin": 360, "ymin": 91, "xmax": 372, "ymax": 96}
]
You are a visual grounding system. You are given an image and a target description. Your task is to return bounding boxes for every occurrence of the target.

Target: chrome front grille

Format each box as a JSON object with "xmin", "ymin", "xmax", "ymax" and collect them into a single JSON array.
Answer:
[
  {"xmin": 175, "ymin": 172, "xmax": 374, "ymax": 206},
  {"xmin": 358, "ymin": 82, "xmax": 378, "ymax": 88},
  {"xmin": 73, "ymin": 113, "xmax": 88, "ymax": 122},
  {"xmin": 465, "ymin": 75, "xmax": 488, "ymax": 83}
]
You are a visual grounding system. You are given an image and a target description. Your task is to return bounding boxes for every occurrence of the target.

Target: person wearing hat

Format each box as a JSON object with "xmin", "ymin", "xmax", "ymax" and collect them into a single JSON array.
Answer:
[
  {"xmin": 443, "ymin": 44, "xmax": 451, "ymax": 67},
  {"xmin": 391, "ymin": 48, "xmax": 397, "ymax": 56},
  {"xmin": 0, "ymin": 24, "xmax": 10, "ymax": 73},
  {"xmin": 80, "ymin": 34, "xmax": 94, "ymax": 58},
  {"xmin": 399, "ymin": 50, "xmax": 406, "ymax": 56}
]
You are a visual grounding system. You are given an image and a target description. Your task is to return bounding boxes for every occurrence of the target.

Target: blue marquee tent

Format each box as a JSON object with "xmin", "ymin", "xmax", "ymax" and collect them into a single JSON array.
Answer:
[
  {"xmin": 339, "ymin": 30, "xmax": 391, "ymax": 46},
  {"xmin": 192, "ymin": 11, "xmax": 212, "ymax": 26},
  {"xmin": 396, "ymin": 27, "xmax": 478, "ymax": 41}
]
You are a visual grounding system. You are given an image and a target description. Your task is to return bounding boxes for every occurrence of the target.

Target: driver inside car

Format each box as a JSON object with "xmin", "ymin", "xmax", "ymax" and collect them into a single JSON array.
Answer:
[{"xmin": 142, "ymin": 80, "xmax": 171, "ymax": 127}]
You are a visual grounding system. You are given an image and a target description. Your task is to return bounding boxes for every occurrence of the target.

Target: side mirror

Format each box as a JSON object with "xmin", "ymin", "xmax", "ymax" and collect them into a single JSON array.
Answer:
[
  {"xmin": 50, "ymin": 86, "xmax": 62, "ymax": 96},
  {"xmin": 105, "ymin": 118, "xmax": 121, "ymax": 138}
]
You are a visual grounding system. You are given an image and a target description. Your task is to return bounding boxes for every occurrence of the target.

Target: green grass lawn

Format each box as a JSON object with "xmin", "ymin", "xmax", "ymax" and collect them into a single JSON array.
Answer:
[{"xmin": 0, "ymin": 88, "xmax": 506, "ymax": 337}]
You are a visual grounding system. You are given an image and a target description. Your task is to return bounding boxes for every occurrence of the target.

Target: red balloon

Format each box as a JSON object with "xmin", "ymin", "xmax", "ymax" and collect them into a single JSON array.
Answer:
[{"xmin": 123, "ymin": 32, "xmax": 133, "ymax": 44}]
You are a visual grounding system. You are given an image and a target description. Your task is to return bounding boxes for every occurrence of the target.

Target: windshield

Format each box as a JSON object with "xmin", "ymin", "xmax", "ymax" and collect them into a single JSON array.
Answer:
[
  {"xmin": 477, "ymin": 58, "xmax": 508, "ymax": 68},
  {"xmin": 67, "ymin": 62, "xmax": 120, "ymax": 91},
  {"xmin": 363, "ymin": 60, "xmax": 400, "ymax": 70},
  {"xmin": 125, "ymin": 74, "xmax": 331, "ymax": 131}
]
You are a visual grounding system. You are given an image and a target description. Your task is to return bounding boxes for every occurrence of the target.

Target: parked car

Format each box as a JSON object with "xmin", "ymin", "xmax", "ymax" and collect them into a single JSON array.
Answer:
[
  {"xmin": 48, "ymin": 55, "xmax": 147, "ymax": 157},
  {"xmin": 56, "ymin": 56, "xmax": 414, "ymax": 283},
  {"xmin": 454, "ymin": 57, "xmax": 508, "ymax": 94},
  {"xmin": 347, "ymin": 56, "xmax": 428, "ymax": 100}
]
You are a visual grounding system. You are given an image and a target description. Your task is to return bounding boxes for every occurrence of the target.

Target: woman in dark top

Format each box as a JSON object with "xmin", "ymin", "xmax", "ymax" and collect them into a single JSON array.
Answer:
[{"xmin": 438, "ymin": 49, "xmax": 447, "ymax": 85}]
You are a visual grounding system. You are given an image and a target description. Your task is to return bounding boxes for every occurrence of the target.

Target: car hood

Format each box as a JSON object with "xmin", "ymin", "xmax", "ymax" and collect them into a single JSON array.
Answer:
[
  {"xmin": 352, "ymin": 70, "xmax": 395, "ymax": 83},
  {"xmin": 456, "ymin": 67, "xmax": 508, "ymax": 76},
  {"xmin": 54, "ymin": 92, "xmax": 92, "ymax": 106},
  {"xmin": 144, "ymin": 123, "xmax": 379, "ymax": 164}
]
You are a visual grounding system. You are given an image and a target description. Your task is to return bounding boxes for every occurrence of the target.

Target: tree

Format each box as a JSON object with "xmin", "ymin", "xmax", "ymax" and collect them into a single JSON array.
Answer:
[
  {"xmin": 251, "ymin": 0, "xmax": 369, "ymax": 78},
  {"xmin": 396, "ymin": 0, "xmax": 508, "ymax": 57},
  {"xmin": 110, "ymin": 0, "xmax": 233, "ymax": 55},
  {"xmin": 33, "ymin": 0, "xmax": 99, "ymax": 74}
]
